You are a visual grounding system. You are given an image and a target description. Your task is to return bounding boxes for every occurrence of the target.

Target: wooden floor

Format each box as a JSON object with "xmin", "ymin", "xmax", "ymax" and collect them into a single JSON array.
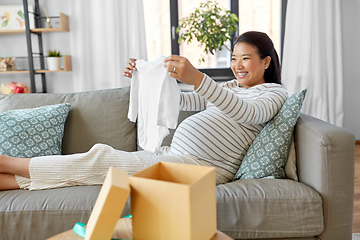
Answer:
[{"xmin": 353, "ymin": 142, "xmax": 360, "ymax": 233}]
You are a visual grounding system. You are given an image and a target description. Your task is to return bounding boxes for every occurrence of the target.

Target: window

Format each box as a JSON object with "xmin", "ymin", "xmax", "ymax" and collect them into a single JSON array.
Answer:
[
  {"xmin": 143, "ymin": 0, "xmax": 172, "ymax": 62},
  {"xmin": 238, "ymin": 0, "xmax": 281, "ymax": 55},
  {"xmin": 177, "ymin": 0, "xmax": 231, "ymax": 69},
  {"xmin": 143, "ymin": 0, "xmax": 285, "ymax": 80}
]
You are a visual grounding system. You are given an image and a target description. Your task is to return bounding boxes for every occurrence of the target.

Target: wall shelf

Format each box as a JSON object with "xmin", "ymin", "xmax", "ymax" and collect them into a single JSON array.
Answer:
[
  {"xmin": 0, "ymin": 55, "xmax": 72, "ymax": 74},
  {"xmin": 0, "ymin": 0, "xmax": 71, "ymax": 93},
  {"xmin": 0, "ymin": 70, "xmax": 69, "ymax": 74},
  {"xmin": 0, "ymin": 13, "xmax": 69, "ymax": 35}
]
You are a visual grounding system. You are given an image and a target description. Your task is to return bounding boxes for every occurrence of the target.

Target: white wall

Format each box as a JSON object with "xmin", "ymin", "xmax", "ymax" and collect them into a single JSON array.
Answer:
[
  {"xmin": 341, "ymin": 0, "xmax": 360, "ymax": 140},
  {"xmin": 0, "ymin": 0, "xmax": 73, "ymax": 93},
  {"xmin": 1, "ymin": 0, "xmax": 359, "ymax": 139}
]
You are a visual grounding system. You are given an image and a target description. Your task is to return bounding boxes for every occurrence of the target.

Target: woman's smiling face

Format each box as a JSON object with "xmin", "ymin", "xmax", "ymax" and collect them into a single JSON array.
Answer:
[{"xmin": 230, "ymin": 42, "xmax": 271, "ymax": 88}]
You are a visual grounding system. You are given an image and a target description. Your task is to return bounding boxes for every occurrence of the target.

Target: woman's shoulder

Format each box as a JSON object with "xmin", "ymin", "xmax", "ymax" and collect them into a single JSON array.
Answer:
[
  {"xmin": 219, "ymin": 79, "xmax": 239, "ymax": 88},
  {"xmin": 251, "ymin": 83, "xmax": 288, "ymax": 100},
  {"xmin": 218, "ymin": 79, "xmax": 287, "ymax": 96},
  {"xmin": 253, "ymin": 82, "xmax": 287, "ymax": 92},
  {"xmin": 220, "ymin": 80, "xmax": 284, "ymax": 90}
]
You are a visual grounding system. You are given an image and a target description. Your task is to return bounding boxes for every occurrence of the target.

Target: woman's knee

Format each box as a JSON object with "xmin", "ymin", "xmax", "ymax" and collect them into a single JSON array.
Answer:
[
  {"xmin": 89, "ymin": 143, "xmax": 114, "ymax": 152},
  {"xmin": 87, "ymin": 143, "xmax": 122, "ymax": 160}
]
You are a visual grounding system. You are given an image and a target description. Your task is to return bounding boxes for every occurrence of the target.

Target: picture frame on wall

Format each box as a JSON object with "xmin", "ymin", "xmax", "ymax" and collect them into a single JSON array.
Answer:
[{"xmin": 0, "ymin": 5, "xmax": 34, "ymax": 30}]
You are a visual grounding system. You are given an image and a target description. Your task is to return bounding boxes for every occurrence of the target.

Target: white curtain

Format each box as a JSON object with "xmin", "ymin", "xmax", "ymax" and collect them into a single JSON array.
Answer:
[
  {"xmin": 69, "ymin": 0, "xmax": 147, "ymax": 92},
  {"xmin": 281, "ymin": 0, "xmax": 344, "ymax": 127}
]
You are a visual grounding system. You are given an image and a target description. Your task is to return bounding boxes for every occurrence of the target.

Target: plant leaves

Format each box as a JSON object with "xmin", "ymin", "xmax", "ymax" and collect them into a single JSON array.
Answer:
[{"xmin": 177, "ymin": 1, "xmax": 239, "ymax": 63}]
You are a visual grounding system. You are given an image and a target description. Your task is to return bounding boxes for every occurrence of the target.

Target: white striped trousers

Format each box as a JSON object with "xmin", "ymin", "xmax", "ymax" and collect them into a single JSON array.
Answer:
[{"xmin": 15, "ymin": 143, "xmax": 230, "ymax": 190}]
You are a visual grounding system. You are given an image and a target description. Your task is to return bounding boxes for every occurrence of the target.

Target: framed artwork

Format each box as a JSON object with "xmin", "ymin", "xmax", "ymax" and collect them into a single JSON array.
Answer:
[{"xmin": 0, "ymin": 5, "xmax": 34, "ymax": 30}]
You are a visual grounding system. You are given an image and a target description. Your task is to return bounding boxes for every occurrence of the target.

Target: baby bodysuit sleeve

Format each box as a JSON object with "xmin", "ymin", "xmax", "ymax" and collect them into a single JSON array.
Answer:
[
  {"xmin": 157, "ymin": 76, "xmax": 180, "ymax": 129},
  {"xmin": 127, "ymin": 69, "xmax": 140, "ymax": 123}
]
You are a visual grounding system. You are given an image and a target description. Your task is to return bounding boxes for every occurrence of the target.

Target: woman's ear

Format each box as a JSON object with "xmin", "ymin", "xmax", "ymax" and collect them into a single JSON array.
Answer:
[{"xmin": 264, "ymin": 56, "xmax": 271, "ymax": 69}]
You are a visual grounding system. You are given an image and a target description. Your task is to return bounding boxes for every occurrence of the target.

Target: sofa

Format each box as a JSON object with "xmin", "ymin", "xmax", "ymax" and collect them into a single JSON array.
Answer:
[{"xmin": 0, "ymin": 87, "xmax": 355, "ymax": 240}]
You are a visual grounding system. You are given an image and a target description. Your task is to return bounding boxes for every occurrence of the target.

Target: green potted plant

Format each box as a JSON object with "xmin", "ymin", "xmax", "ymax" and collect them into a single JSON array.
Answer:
[
  {"xmin": 47, "ymin": 49, "xmax": 61, "ymax": 71},
  {"xmin": 176, "ymin": 1, "xmax": 239, "ymax": 63}
]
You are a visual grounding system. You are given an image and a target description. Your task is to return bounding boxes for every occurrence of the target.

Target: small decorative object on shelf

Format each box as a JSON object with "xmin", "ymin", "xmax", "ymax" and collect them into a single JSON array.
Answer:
[
  {"xmin": 47, "ymin": 49, "xmax": 61, "ymax": 70},
  {"xmin": 0, "ymin": 82, "xmax": 30, "ymax": 94},
  {"xmin": 43, "ymin": 7, "xmax": 52, "ymax": 28},
  {"xmin": 0, "ymin": 5, "xmax": 34, "ymax": 30},
  {"xmin": 0, "ymin": 57, "xmax": 17, "ymax": 71}
]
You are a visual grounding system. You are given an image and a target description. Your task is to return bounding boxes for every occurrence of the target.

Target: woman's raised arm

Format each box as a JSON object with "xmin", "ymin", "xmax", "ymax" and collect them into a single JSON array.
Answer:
[{"xmin": 164, "ymin": 55, "xmax": 204, "ymax": 89}]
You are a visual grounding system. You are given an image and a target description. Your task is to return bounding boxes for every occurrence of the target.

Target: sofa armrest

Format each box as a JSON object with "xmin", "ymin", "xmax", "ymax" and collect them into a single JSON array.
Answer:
[{"xmin": 294, "ymin": 113, "xmax": 355, "ymax": 240}]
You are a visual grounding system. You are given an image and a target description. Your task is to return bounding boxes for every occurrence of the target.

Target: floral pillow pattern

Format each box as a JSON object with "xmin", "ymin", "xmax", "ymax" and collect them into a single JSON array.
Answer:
[
  {"xmin": 233, "ymin": 89, "xmax": 307, "ymax": 180},
  {"xmin": 0, "ymin": 103, "xmax": 71, "ymax": 158}
]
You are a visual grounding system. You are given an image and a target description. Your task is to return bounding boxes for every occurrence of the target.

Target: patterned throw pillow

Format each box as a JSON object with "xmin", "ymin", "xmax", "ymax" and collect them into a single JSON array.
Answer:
[
  {"xmin": 233, "ymin": 89, "xmax": 307, "ymax": 180},
  {"xmin": 0, "ymin": 103, "xmax": 71, "ymax": 158}
]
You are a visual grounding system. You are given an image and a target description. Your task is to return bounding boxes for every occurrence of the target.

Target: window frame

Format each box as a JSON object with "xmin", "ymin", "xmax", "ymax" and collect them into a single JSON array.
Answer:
[{"xmin": 169, "ymin": 0, "xmax": 287, "ymax": 81}]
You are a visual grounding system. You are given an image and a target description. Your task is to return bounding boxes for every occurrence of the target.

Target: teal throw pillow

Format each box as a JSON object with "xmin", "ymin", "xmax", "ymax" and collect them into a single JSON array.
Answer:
[
  {"xmin": 233, "ymin": 89, "xmax": 307, "ymax": 180},
  {"xmin": 0, "ymin": 103, "xmax": 71, "ymax": 158}
]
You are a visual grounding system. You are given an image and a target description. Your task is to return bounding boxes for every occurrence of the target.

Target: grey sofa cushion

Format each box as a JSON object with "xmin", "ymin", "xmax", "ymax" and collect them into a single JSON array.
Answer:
[
  {"xmin": 0, "ymin": 186, "xmax": 100, "ymax": 240},
  {"xmin": 216, "ymin": 179, "xmax": 324, "ymax": 239},
  {"xmin": 0, "ymin": 87, "xmax": 137, "ymax": 154},
  {"xmin": 0, "ymin": 186, "xmax": 132, "ymax": 240}
]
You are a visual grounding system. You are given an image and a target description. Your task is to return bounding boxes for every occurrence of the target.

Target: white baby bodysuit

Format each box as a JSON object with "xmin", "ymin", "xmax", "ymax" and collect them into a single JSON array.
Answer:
[{"xmin": 128, "ymin": 56, "xmax": 180, "ymax": 153}]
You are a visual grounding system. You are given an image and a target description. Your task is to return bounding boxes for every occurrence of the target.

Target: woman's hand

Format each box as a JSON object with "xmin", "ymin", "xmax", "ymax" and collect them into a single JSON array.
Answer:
[
  {"xmin": 123, "ymin": 58, "xmax": 137, "ymax": 78},
  {"xmin": 164, "ymin": 55, "xmax": 204, "ymax": 89}
]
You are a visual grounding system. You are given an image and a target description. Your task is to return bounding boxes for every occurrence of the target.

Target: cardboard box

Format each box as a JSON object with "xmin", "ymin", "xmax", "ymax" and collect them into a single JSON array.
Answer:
[
  {"xmin": 130, "ymin": 162, "xmax": 217, "ymax": 240},
  {"xmin": 85, "ymin": 167, "xmax": 130, "ymax": 240}
]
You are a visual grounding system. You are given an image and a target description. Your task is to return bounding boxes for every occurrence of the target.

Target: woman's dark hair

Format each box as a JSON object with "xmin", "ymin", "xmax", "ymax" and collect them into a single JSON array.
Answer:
[{"xmin": 233, "ymin": 31, "xmax": 281, "ymax": 84}]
